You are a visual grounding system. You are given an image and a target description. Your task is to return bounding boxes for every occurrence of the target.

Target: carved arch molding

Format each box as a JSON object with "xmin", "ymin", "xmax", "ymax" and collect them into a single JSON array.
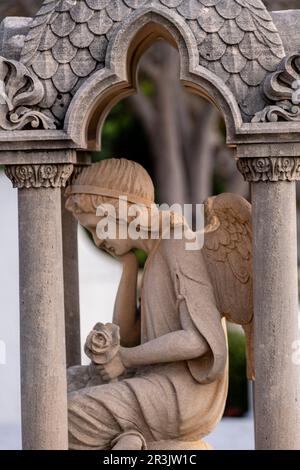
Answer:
[{"xmin": 0, "ymin": 0, "xmax": 300, "ymax": 139}]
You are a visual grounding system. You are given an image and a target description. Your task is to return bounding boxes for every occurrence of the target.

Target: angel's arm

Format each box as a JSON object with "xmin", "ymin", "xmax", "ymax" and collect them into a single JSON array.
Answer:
[
  {"xmin": 120, "ymin": 299, "xmax": 209, "ymax": 368},
  {"xmin": 113, "ymin": 252, "xmax": 141, "ymax": 347}
]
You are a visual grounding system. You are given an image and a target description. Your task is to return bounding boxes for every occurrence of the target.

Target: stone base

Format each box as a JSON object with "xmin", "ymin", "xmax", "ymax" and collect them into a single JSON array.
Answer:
[{"xmin": 147, "ymin": 439, "xmax": 213, "ymax": 450}]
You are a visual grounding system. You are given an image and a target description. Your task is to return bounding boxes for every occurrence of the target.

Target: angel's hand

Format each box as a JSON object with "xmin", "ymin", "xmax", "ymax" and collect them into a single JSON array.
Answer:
[{"xmin": 95, "ymin": 353, "xmax": 125, "ymax": 382}]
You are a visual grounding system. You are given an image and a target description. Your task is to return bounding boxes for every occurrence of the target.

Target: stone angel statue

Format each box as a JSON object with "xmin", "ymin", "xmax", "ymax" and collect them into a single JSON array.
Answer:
[{"xmin": 65, "ymin": 158, "xmax": 253, "ymax": 450}]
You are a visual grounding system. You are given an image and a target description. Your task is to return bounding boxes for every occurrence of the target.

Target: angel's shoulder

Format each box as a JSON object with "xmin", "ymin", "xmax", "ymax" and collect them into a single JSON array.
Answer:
[{"xmin": 161, "ymin": 235, "xmax": 209, "ymax": 282}]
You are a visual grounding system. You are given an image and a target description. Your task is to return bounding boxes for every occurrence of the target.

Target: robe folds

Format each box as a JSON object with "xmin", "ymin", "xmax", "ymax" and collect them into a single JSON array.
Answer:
[{"xmin": 68, "ymin": 236, "xmax": 228, "ymax": 450}]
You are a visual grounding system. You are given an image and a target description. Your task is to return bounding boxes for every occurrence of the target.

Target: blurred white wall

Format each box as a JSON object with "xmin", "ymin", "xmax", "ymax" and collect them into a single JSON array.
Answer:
[{"xmin": 0, "ymin": 171, "xmax": 20, "ymax": 415}]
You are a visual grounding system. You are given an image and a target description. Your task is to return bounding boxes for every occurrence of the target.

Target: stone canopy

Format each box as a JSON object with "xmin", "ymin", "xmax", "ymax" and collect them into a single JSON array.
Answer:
[
  {"xmin": 1, "ymin": 0, "xmax": 300, "ymax": 151},
  {"xmin": 0, "ymin": 0, "xmax": 300, "ymax": 451}
]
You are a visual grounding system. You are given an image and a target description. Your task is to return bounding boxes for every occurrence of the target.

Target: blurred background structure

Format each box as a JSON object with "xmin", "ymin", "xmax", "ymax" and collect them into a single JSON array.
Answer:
[{"xmin": 0, "ymin": 0, "xmax": 298, "ymax": 450}]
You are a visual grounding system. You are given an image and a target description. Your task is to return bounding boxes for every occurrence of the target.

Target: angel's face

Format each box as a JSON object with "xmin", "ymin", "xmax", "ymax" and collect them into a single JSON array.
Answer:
[{"xmin": 74, "ymin": 212, "xmax": 134, "ymax": 256}]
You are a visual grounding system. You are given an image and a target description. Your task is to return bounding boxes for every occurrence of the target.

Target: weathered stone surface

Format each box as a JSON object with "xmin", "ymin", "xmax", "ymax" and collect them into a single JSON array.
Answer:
[
  {"xmin": 11, "ymin": 0, "xmax": 284, "ymax": 127},
  {"xmin": 69, "ymin": 1, "xmax": 94, "ymax": 23},
  {"xmin": 250, "ymin": 181, "xmax": 300, "ymax": 450},
  {"xmin": 89, "ymin": 35, "xmax": 108, "ymax": 62},
  {"xmin": 199, "ymin": 33, "xmax": 227, "ymax": 61},
  {"xmin": 177, "ymin": 0, "xmax": 204, "ymax": 20},
  {"xmin": 272, "ymin": 10, "xmax": 300, "ymax": 56},
  {"xmin": 0, "ymin": 17, "xmax": 32, "ymax": 60},
  {"xmin": 86, "ymin": 0, "xmax": 110, "ymax": 9},
  {"xmin": 70, "ymin": 48, "xmax": 97, "ymax": 77},
  {"xmin": 237, "ymin": 157, "xmax": 300, "ymax": 182},
  {"xmin": 52, "ymin": 63, "xmax": 78, "ymax": 93},
  {"xmin": 87, "ymin": 10, "xmax": 113, "ymax": 35},
  {"xmin": 62, "ymin": 164, "xmax": 89, "ymax": 369},
  {"xmin": 252, "ymin": 52, "xmax": 300, "ymax": 123},
  {"xmin": 52, "ymin": 37, "xmax": 77, "ymax": 64},
  {"xmin": 106, "ymin": 0, "xmax": 131, "ymax": 21},
  {"xmin": 197, "ymin": 6, "xmax": 225, "ymax": 33},
  {"xmin": 32, "ymin": 50, "xmax": 59, "ymax": 79},
  {"xmin": 0, "ymin": 1, "xmax": 300, "ymax": 455},
  {"xmin": 38, "ymin": 28, "xmax": 58, "ymax": 51},
  {"xmin": 5, "ymin": 161, "xmax": 72, "ymax": 449},
  {"xmin": 221, "ymin": 45, "xmax": 247, "ymax": 73},
  {"xmin": 51, "ymin": 92, "xmax": 72, "ymax": 119},
  {"xmin": 51, "ymin": 12, "xmax": 76, "ymax": 37},
  {"xmin": 219, "ymin": 20, "xmax": 244, "ymax": 45},
  {"xmin": 0, "ymin": 56, "xmax": 57, "ymax": 131},
  {"xmin": 5, "ymin": 163, "xmax": 73, "ymax": 188},
  {"xmin": 69, "ymin": 23, "xmax": 94, "ymax": 48},
  {"xmin": 216, "ymin": 0, "xmax": 242, "ymax": 20},
  {"xmin": 240, "ymin": 59, "xmax": 266, "ymax": 86},
  {"xmin": 39, "ymin": 79, "xmax": 59, "ymax": 108}
]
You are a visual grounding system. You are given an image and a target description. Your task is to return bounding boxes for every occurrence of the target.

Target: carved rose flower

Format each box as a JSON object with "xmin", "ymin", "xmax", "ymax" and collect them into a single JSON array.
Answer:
[{"xmin": 84, "ymin": 323, "xmax": 120, "ymax": 365}]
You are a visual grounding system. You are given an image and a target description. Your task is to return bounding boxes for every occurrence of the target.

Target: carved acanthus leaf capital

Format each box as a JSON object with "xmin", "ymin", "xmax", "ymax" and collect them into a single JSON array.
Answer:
[
  {"xmin": 252, "ymin": 53, "xmax": 300, "ymax": 123},
  {"xmin": 5, "ymin": 164, "xmax": 74, "ymax": 189},
  {"xmin": 237, "ymin": 157, "xmax": 300, "ymax": 183}
]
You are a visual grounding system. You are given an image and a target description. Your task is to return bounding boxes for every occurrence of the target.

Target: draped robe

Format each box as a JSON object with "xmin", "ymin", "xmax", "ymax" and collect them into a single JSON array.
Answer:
[{"xmin": 68, "ymin": 237, "xmax": 228, "ymax": 449}]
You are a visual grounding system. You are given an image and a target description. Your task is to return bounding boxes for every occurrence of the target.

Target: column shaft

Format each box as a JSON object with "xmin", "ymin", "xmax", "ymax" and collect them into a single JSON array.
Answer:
[
  {"xmin": 252, "ymin": 181, "xmax": 300, "ymax": 449},
  {"xmin": 5, "ymin": 162, "xmax": 73, "ymax": 450},
  {"xmin": 61, "ymin": 191, "xmax": 81, "ymax": 368},
  {"xmin": 19, "ymin": 187, "xmax": 68, "ymax": 449}
]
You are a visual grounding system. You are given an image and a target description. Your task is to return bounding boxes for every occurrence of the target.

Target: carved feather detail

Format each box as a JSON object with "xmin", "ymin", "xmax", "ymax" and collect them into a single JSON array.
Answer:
[
  {"xmin": 202, "ymin": 192, "xmax": 254, "ymax": 379},
  {"xmin": 203, "ymin": 193, "xmax": 252, "ymax": 323}
]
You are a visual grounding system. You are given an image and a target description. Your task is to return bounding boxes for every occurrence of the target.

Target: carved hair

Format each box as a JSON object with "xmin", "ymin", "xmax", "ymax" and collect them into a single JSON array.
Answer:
[
  {"xmin": 65, "ymin": 158, "xmax": 187, "ymax": 232},
  {"xmin": 66, "ymin": 158, "xmax": 154, "ymax": 215}
]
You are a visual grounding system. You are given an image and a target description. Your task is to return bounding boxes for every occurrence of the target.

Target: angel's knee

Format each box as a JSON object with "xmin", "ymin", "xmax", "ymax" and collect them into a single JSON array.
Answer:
[{"xmin": 111, "ymin": 431, "xmax": 147, "ymax": 450}]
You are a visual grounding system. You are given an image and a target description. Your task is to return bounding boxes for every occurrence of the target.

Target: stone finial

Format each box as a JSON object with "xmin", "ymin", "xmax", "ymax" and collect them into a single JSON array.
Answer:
[
  {"xmin": 0, "ymin": 56, "xmax": 57, "ymax": 130},
  {"xmin": 237, "ymin": 157, "xmax": 300, "ymax": 182},
  {"xmin": 5, "ymin": 164, "xmax": 73, "ymax": 188},
  {"xmin": 252, "ymin": 52, "xmax": 300, "ymax": 123}
]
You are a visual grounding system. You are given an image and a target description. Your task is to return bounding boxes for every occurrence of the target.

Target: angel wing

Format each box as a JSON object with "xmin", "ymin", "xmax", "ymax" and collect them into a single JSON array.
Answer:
[{"xmin": 202, "ymin": 193, "xmax": 254, "ymax": 380}]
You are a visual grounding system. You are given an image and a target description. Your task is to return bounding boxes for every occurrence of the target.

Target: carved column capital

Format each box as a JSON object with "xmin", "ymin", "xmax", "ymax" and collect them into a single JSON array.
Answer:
[
  {"xmin": 5, "ymin": 164, "xmax": 74, "ymax": 189},
  {"xmin": 237, "ymin": 157, "xmax": 300, "ymax": 183}
]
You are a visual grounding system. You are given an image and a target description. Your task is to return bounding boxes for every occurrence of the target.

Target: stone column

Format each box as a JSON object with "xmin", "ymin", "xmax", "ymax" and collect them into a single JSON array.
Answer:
[
  {"xmin": 5, "ymin": 163, "xmax": 73, "ymax": 450},
  {"xmin": 61, "ymin": 166, "xmax": 83, "ymax": 368},
  {"xmin": 238, "ymin": 157, "xmax": 300, "ymax": 450}
]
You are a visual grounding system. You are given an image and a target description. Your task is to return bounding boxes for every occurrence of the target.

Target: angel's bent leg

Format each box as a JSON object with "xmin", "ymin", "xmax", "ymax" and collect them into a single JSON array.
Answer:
[
  {"xmin": 111, "ymin": 431, "xmax": 146, "ymax": 450},
  {"xmin": 68, "ymin": 382, "xmax": 148, "ymax": 450}
]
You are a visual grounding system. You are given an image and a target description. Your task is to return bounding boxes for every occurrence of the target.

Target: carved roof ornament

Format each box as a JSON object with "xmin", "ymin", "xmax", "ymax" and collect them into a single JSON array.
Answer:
[
  {"xmin": 252, "ymin": 52, "xmax": 300, "ymax": 122},
  {"xmin": 0, "ymin": 0, "xmax": 286, "ymax": 130},
  {"xmin": 0, "ymin": 56, "xmax": 57, "ymax": 130}
]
